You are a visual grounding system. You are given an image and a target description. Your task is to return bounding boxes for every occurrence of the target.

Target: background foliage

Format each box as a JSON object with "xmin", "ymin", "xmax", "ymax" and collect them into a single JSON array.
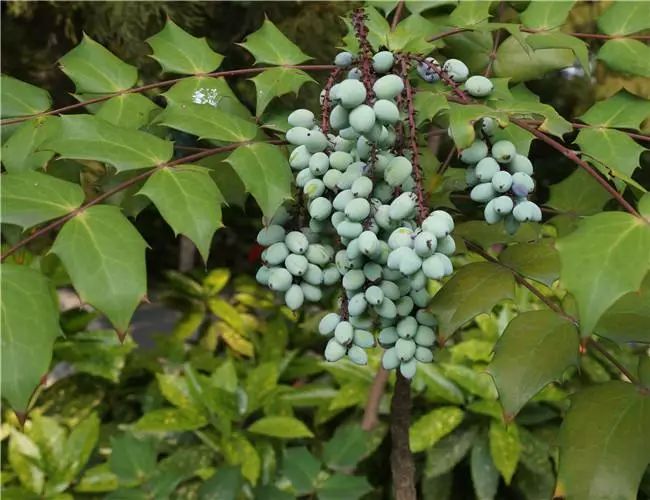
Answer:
[{"xmin": 1, "ymin": 1, "xmax": 649, "ymax": 499}]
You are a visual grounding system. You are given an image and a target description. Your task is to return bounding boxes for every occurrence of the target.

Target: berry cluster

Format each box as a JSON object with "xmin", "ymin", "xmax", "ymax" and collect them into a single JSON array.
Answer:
[{"xmin": 255, "ymin": 46, "xmax": 456, "ymax": 379}]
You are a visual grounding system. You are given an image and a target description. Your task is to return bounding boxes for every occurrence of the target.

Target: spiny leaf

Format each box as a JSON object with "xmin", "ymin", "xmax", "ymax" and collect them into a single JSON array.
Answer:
[
  {"xmin": 163, "ymin": 76, "xmax": 251, "ymax": 118},
  {"xmin": 449, "ymin": 1, "xmax": 492, "ymax": 27},
  {"xmin": 1, "ymin": 117, "xmax": 60, "ymax": 173},
  {"xmin": 225, "ymin": 143, "xmax": 293, "ymax": 219},
  {"xmin": 1, "ymin": 264, "xmax": 61, "ymax": 411},
  {"xmin": 249, "ymin": 67, "xmax": 315, "ymax": 117},
  {"xmin": 239, "ymin": 19, "xmax": 311, "ymax": 65},
  {"xmin": 547, "ymin": 169, "xmax": 612, "ymax": 215},
  {"xmin": 155, "ymin": 102, "xmax": 257, "ymax": 143},
  {"xmin": 447, "ymin": 103, "xmax": 508, "ymax": 149},
  {"xmin": 556, "ymin": 212, "xmax": 650, "ymax": 336},
  {"xmin": 1, "ymin": 75, "xmax": 52, "ymax": 119},
  {"xmin": 59, "ymin": 34, "xmax": 137, "ymax": 93},
  {"xmin": 428, "ymin": 262, "xmax": 516, "ymax": 341},
  {"xmin": 498, "ymin": 241, "xmax": 560, "ymax": 287},
  {"xmin": 139, "ymin": 166, "xmax": 224, "ymax": 262},
  {"xmin": 388, "ymin": 14, "xmax": 440, "ymax": 53},
  {"xmin": 526, "ymin": 33, "xmax": 590, "ymax": 77},
  {"xmin": 1, "ymin": 170, "xmax": 85, "ymax": 230},
  {"xmin": 95, "ymin": 94, "xmax": 159, "ymax": 130},
  {"xmin": 597, "ymin": 39, "xmax": 650, "ymax": 78},
  {"xmin": 147, "ymin": 18, "xmax": 223, "ymax": 75},
  {"xmin": 51, "ymin": 205, "xmax": 148, "ymax": 333},
  {"xmin": 520, "ymin": 0, "xmax": 575, "ymax": 30},
  {"xmin": 575, "ymin": 127, "xmax": 647, "ymax": 180},
  {"xmin": 578, "ymin": 91, "xmax": 650, "ymax": 130},
  {"xmin": 488, "ymin": 311, "xmax": 579, "ymax": 418},
  {"xmin": 558, "ymin": 381, "xmax": 650, "ymax": 500},
  {"xmin": 413, "ymin": 92, "xmax": 449, "ymax": 126},
  {"xmin": 597, "ymin": 1, "xmax": 650, "ymax": 36},
  {"xmin": 41, "ymin": 115, "xmax": 173, "ymax": 172}
]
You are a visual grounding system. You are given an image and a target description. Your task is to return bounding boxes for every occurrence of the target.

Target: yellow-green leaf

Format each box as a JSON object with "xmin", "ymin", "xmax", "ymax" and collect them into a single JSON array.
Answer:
[
  {"xmin": 248, "ymin": 416, "xmax": 314, "ymax": 439},
  {"xmin": 409, "ymin": 407, "xmax": 464, "ymax": 453}
]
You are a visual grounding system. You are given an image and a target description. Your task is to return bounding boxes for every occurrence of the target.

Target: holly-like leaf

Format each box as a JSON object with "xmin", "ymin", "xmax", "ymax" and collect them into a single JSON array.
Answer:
[
  {"xmin": 163, "ymin": 76, "xmax": 251, "ymax": 118},
  {"xmin": 447, "ymin": 103, "xmax": 508, "ymax": 149},
  {"xmin": 597, "ymin": 1, "xmax": 650, "ymax": 36},
  {"xmin": 556, "ymin": 212, "xmax": 650, "ymax": 336},
  {"xmin": 413, "ymin": 92, "xmax": 449, "ymax": 126},
  {"xmin": 51, "ymin": 205, "xmax": 148, "ymax": 333},
  {"xmin": 1, "ymin": 76, "xmax": 52, "ymax": 119},
  {"xmin": 225, "ymin": 143, "xmax": 293, "ymax": 220},
  {"xmin": 281, "ymin": 447, "xmax": 320, "ymax": 495},
  {"xmin": 249, "ymin": 67, "xmax": 315, "ymax": 117},
  {"xmin": 95, "ymin": 94, "xmax": 159, "ymax": 130},
  {"xmin": 496, "ymin": 100, "xmax": 572, "ymax": 139},
  {"xmin": 448, "ymin": 1, "xmax": 491, "ymax": 26},
  {"xmin": 1, "ymin": 264, "xmax": 61, "ymax": 411},
  {"xmin": 575, "ymin": 127, "xmax": 647, "ymax": 179},
  {"xmin": 498, "ymin": 241, "xmax": 560, "ymax": 287},
  {"xmin": 547, "ymin": 169, "xmax": 613, "ymax": 215},
  {"xmin": 489, "ymin": 421, "xmax": 521, "ymax": 485},
  {"xmin": 155, "ymin": 102, "xmax": 257, "ymax": 143},
  {"xmin": 428, "ymin": 262, "xmax": 516, "ymax": 341},
  {"xmin": 59, "ymin": 34, "xmax": 137, "ymax": 93},
  {"xmin": 1, "ymin": 170, "xmax": 85, "ymax": 230},
  {"xmin": 596, "ymin": 273, "xmax": 650, "ymax": 344},
  {"xmin": 41, "ymin": 115, "xmax": 173, "ymax": 172},
  {"xmin": 139, "ymin": 166, "xmax": 224, "ymax": 262},
  {"xmin": 388, "ymin": 14, "xmax": 440, "ymax": 53},
  {"xmin": 578, "ymin": 91, "xmax": 650, "ymax": 130},
  {"xmin": 597, "ymin": 39, "xmax": 650, "ymax": 78},
  {"xmin": 488, "ymin": 311, "xmax": 579, "ymax": 418},
  {"xmin": 520, "ymin": 0, "xmax": 575, "ymax": 30},
  {"xmin": 239, "ymin": 19, "xmax": 311, "ymax": 65},
  {"xmin": 1, "ymin": 117, "xmax": 59, "ymax": 172},
  {"xmin": 147, "ymin": 19, "xmax": 223, "ymax": 75},
  {"xmin": 248, "ymin": 416, "xmax": 314, "ymax": 439},
  {"xmin": 494, "ymin": 33, "xmax": 574, "ymax": 83},
  {"xmin": 409, "ymin": 406, "xmax": 465, "ymax": 453},
  {"xmin": 442, "ymin": 30, "xmax": 493, "ymax": 74},
  {"xmin": 559, "ymin": 381, "xmax": 650, "ymax": 500},
  {"xmin": 526, "ymin": 33, "xmax": 590, "ymax": 77}
]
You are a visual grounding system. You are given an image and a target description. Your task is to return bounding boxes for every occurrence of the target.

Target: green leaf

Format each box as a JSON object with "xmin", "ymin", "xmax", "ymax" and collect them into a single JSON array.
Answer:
[
  {"xmin": 388, "ymin": 14, "xmax": 439, "ymax": 53},
  {"xmin": 409, "ymin": 406, "xmax": 465, "ymax": 453},
  {"xmin": 59, "ymin": 34, "xmax": 137, "ymax": 93},
  {"xmin": 281, "ymin": 447, "xmax": 320, "ymax": 495},
  {"xmin": 248, "ymin": 416, "xmax": 313, "ymax": 439},
  {"xmin": 471, "ymin": 433, "xmax": 500, "ymax": 500},
  {"xmin": 413, "ymin": 92, "xmax": 449, "ymax": 126},
  {"xmin": 59, "ymin": 412, "xmax": 100, "ymax": 484},
  {"xmin": 108, "ymin": 433, "xmax": 156, "ymax": 486},
  {"xmin": 598, "ymin": 1, "xmax": 650, "ymax": 36},
  {"xmin": 42, "ymin": 115, "xmax": 173, "ymax": 172},
  {"xmin": 575, "ymin": 128, "xmax": 646, "ymax": 179},
  {"xmin": 520, "ymin": 0, "xmax": 575, "ymax": 30},
  {"xmin": 1, "ymin": 117, "xmax": 59, "ymax": 172},
  {"xmin": 441, "ymin": 30, "xmax": 492, "ymax": 75},
  {"xmin": 8, "ymin": 430, "xmax": 44, "ymax": 494},
  {"xmin": 225, "ymin": 143, "xmax": 293, "ymax": 220},
  {"xmin": 250, "ymin": 67, "xmax": 315, "ymax": 117},
  {"xmin": 448, "ymin": 103, "xmax": 508, "ymax": 149},
  {"xmin": 597, "ymin": 39, "xmax": 650, "ymax": 78},
  {"xmin": 139, "ymin": 166, "xmax": 223, "ymax": 262},
  {"xmin": 526, "ymin": 33, "xmax": 590, "ymax": 77},
  {"xmin": 147, "ymin": 19, "xmax": 223, "ymax": 74},
  {"xmin": 496, "ymin": 100, "xmax": 572, "ymax": 139},
  {"xmin": 1, "ymin": 170, "xmax": 84, "ymax": 230},
  {"xmin": 559, "ymin": 381, "xmax": 650, "ymax": 500},
  {"xmin": 555, "ymin": 212, "xmax": 650, "ymax": 336},
  {"xmin": 317, "ymin": 474, "xmax": 372, "ymax": 500},
  {"xmin": 595, "ymin": 273, "xmax": 650, "ymax": 344},
  {"xmin": 441, "ymin": 363, "xmax": 498, "ymax": 400},
  {"xmin": 54, "ymin": 330, "xmax": 135, "ymax": 382},
  {"xmin": 488, "ymin": 311, "xmax": 579, "ymax": 418},
  {"xmin": 428, "ymin": 262, "xmax": 516, "ymax": 340},
  {"xmin": 239, "ymin": 19, "xmax": 311, "ymax": 65},
  {"xmin": 498, "ymin": 241, "xmax": 560, "ymax": 287},
  {"xmin": 416, "ymin": 363, "xmax": 466, "ymax": 404},
  {"xmin": 449, "ymin": 1, "xmax": 491, "ymax": 26},
  {"xmin": 163, "ymin": 76, "xmax": 251, "ymax": 118},
  {"xmin": 578, "ymin": 91, "xmax": 650, "ymax": 130},
  {"xmin": 490, "ymin": 123, "xmax": 534, "ymax": 156},
  {"xmin": 51, "ymin": 205, "xmax": 148, "ymax": 333},
  {"xmin": 1, "ymin": 264, "xmax": 60, "ymax": 411},
  {"xmin": 95, "ymin": 94, "xmax": 159, "ymax": 129},
  {"xmin": 133, "ymin": 408, "xmax": 208, "ymax": 432},
  {"xmin": 221, "ymin": 433, "xmax": 261, "ymax": 485},
  {"xmin": 1, "ymin": 75, "xmax": 52, "ymax": 118},
  {"xmin": 199, "ymin": 466, "xmax": 243, "ymax": 500},
  {"xmin": 156, "ymin": 102, "xmax": 257, "ymax": 142},
  {"xmin": 547, "ymin": 169, "xmax": 613, "ymax": 215},
  {"xmin": 424, "ymin": 426, "xmax": 478, "ymax": 477},
  {"xmin": 494, "ymin": 33, "xmax": 574, "ymax": 83},
  {"xmin": 75, "ymin": 464, "xmax": 119, "ymax": 493},
  {"xmin": 323, "ymin": 423, "xmax": 387, "ymax": 470},
  {"xmin": 489, "ymin": 421, "xmax": 521, "ymax": 485}
]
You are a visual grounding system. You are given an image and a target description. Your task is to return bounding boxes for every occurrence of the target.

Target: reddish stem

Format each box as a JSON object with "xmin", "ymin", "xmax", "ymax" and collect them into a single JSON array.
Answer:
[
  {"xmin": 0, "ymin": 140, "xmax": 286, "ymax": 262},
  {"xmin": 519, "ymin": 119, "xmax": 650, "ymax": 143},
  {"xmin": 428, "ymin": 27, "xmax": 650, "ymax": 43},
  {"xmin": 410, "ymin": 55, "xmax": 470, "ymax": 104},
  {"xmin": 352, "ymin": 8, "xmax": 376, "ymax": 101},
  {"xmin": 362, "ymin": 367, "xmax": 390, "ymax": 431},
  {"xmin": 437, "ymin": 146, "xmax": 457, "ymax": 175},
  {"xmin": 1, "ymin": 65, "xmax": 336, "ymax": 126},
  {"xmin": 391, "ymin": 1, "xmax": 405, "ymax": 31},
  {"xmin": 321, "ymin": 68, "xmax": 343, "ymax": 134}
]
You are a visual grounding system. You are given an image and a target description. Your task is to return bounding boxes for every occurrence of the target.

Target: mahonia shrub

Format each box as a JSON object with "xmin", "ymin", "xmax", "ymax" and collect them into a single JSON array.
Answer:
[{"xmin": 1, "ymin": 2, "xmax": 649, "ymax": 499}]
